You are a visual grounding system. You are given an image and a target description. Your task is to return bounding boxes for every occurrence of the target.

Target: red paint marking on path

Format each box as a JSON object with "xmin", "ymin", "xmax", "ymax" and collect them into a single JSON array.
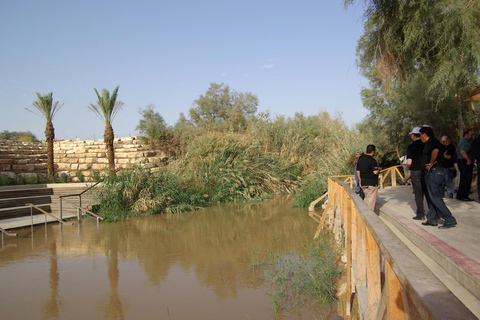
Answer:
[{"xmin": 377, "ymin": 202, "xmax": 480, "ymax": 280}]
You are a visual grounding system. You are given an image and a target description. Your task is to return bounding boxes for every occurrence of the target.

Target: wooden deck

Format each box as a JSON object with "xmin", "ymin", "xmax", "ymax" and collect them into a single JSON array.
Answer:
[{"xmin": 311, "ymin": 178, "xmax": 480, "ymax": 319}]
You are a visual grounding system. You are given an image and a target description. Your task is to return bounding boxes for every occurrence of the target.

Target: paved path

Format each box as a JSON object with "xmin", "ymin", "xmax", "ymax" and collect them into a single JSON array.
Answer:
[{"xmin": 376, "ymin": 186, "xmax": 480, "ymax": 317}]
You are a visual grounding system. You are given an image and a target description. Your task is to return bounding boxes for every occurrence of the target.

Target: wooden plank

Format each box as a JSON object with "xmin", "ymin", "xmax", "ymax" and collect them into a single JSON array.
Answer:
[
  {"xmin": 366, "ymin": 227, "xmax": 382, "ymax": 320},
  {"xmin": 385, "ymin": 258, "xmax": 407, "ymax": 320},
  {"xmin": 346, "ymin": 196, "xmax": 352, "ymax": 316},
  {"xmin": 313, "ymin": 186, "xmax": 336, "ymax": 239},
  {"xmin": 395, "ymin": 166, "xmax": 404, "ymax": 180},
  {"xmin": 351, "ymin": 205, "xmax": 358, "ymax": 293},
  {"xmin": 374, "ymin": 280, "xmax": 388, "ymax": 320},
  {"xmin": 356, "ymin": 216, "xmax": 367, "ymax": 287},
  {"xmin": 357, "ymin": 286, "xmax": 370, "ymax": 320},
  {"xmin": 308, "ymin": 191, "xmax": 328, "ymax": 212},
  {"xmin": 391, "ymin": 167, "xmax": 397, "ymax": 187}
]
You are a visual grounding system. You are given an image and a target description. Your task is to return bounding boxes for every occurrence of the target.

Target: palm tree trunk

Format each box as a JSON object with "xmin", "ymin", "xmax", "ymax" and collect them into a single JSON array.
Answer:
[
  {"xmin": 46, "ymin": 121, "xmax": 55, "ymax": 178},
  {"xmin": 104, "ymin": 123, "xmax": 115, "ymax": 174}
]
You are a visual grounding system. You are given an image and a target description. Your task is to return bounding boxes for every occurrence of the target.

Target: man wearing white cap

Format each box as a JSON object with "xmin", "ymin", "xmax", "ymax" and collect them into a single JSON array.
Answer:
[{"xmin": 406, "ymin": 126, "xmax": 427, "ymax": 220}]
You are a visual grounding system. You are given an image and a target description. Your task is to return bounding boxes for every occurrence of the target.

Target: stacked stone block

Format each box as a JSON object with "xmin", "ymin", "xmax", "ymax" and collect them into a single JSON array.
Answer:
[
  {"xmin": 0, "ymin": 136, "xmax": 167, "ymax": 181},
  {"xmin": 0, "ymin": 140, "xmax": 48, "ymax": 177}
]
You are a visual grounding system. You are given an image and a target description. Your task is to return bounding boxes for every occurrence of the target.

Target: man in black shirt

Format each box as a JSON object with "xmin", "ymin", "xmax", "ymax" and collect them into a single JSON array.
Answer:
[
  {"xmin": 419, "ymin": 127, "xmax": 457, "ymax": 229},
  {"xmin": 471, "ymin": 134, "xmax": 480, "ymax": 202},
  {"xmin": 440, "ymin": 135, "xmax": 456, "ymax": 198},
  {"xmin": 356, "ymin": 145, "xmax": 380, "ymax": 211},
  {"xmin": 406, "ymin": 127, "xmax": 427, "ymax": 220}
]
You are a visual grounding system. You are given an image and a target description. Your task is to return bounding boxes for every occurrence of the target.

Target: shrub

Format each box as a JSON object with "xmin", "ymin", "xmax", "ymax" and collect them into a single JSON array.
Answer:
[
  {"xmin": 92, "ymin": 171, "xmax": 102, "ymax": 182},
  {"xmin": 60, "ymin": 172, "xmax": 69, "ymax": 183},
  {"xmin": 76, "ymin": 171, "xmax": 85, "ymax": 183}
]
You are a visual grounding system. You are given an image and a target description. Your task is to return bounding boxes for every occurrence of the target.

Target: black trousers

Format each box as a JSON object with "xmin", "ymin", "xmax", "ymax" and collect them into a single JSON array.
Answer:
[
  {"xmin": 411, "ymin": 170, "xmax": 426, "ymax": 216},
  {"xmin": 456, "ymin": 159, "xmax": 473, "ymax": 200}
]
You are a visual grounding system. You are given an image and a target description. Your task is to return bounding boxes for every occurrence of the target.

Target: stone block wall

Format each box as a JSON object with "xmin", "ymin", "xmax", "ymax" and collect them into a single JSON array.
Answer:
[{"xmin": 0, "ymin": 136, "xmax": 167, "ymax": 181}]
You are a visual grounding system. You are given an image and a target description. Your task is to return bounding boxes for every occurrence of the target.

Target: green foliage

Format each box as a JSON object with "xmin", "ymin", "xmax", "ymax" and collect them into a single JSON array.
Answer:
[
  {"xmin": 25, "ymin": 174, "xmax": 45, "ymax": 184},
  {"xmin": 291, "ymin": 175, "xmax": 327, "ymax": 208},
  {"xmin": 95, "ymin": 166, "xmax": 202, "ymax": 222},
  {"xmin": 92, "ymin": 171, "xmax": 102, "ymax": 182},
  {"xmin": 88, "ymin": 86, "xmax": 123, "ymax": 124},
  {"xmin": 189, "ymin": 82, "xmax": 258, "ymax": 131},
  {"xmin": 345, "ymin": 0, "xmax": 480, "ymax": 153},
  {"xmin": 0, "ymin": 173, "xmax": 46, "ymax": 186},
  {"xmin": 352, "ymin": 0, "xmax": 480, "ymax": 96},
  {"xmin": 135, "ymin": 104, "xmax": 170, "ymax": 146},
  {"xmin": 0, "ymin": 130, "xmax": 38, "ymax": 142},
  {"xmin": 60, "ymin": 172, "xmax": 69, "ymax": 183},
  {"xmin": 250, "ymin": 232, "xmax": 340, "ymax": 309},
  {"xmin": 26, "ymin": 92, "xmax": 63, "ymax": 123},
  {"xmin": 76, "ymin": 171, "xmax": 85, "ymax": 183},
  {"xmin": 94, "ymin": 110, "xmax": 365, "ymax": 221}
]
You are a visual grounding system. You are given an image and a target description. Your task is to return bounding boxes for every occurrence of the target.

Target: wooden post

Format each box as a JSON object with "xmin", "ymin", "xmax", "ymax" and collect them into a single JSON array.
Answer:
[
  {"xmin": 385, "ymin": 259, "xmax": 407, "ymax": 320},
  {"xmin": 366, "ymin": 227, "xmax": 382, "ymax": 319},
  {"xmin": 391, "ymin": 167, "xmax": 397, "ymax": 187},
  {"xmin": 346, "ymin": 196, "xmax": 352, "ymax": 316},
  {"xmin": 351, "ymin": 205, "xmax": 358, "ymax": 294},
  {"xmin": 356, "ymin": 216, "xmax": 367, "ymax": 287}
]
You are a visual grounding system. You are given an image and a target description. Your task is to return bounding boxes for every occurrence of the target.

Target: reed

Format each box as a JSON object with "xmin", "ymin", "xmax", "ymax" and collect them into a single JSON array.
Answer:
[
  {"xmin": 94, "ymin": 111, "xmax": 365, "ymax": 220},
  {"xmin": 250, "ymin": 231, "xmax": 340, "ymax": 310}
]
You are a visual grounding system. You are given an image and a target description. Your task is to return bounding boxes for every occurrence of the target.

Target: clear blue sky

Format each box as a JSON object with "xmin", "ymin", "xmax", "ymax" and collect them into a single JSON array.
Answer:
[{"xmin": 1, "ymin": 0, "xmax": 368, "ymax": 141}]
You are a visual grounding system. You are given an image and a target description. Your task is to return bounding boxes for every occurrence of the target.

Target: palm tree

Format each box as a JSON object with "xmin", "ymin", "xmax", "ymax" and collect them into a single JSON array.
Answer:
[
  {"xmin": 26, "ymin": 92, "xmax": 63, "ymax": 178},
  {"xmin": 88, "ymin": 86, "xmax": 123, "ymax": 174}
]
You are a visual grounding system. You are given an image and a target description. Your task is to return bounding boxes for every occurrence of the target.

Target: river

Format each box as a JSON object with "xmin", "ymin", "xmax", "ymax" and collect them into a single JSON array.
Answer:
[{"xmin": 0, "ymin": 197, "xmax": 339, "ymax": 319}]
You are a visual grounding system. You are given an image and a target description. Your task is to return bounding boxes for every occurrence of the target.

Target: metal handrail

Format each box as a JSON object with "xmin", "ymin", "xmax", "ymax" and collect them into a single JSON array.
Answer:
[
  {"xmin": 61, "ymin": 197, "xmax": 104, "ymax": 222},
  {"xmin": 0, "ymin": 226, "xmax": 17, "ymax": 247},
  {"xmin": 25, "ymin": 203, "xmax": 74, "ymax": 227},
  {"xmin": 58, "ymin": 169, "xmax": 119, "ymax": 219}
]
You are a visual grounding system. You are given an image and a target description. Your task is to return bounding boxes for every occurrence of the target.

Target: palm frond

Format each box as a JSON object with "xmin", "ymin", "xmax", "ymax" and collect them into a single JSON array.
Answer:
[
  {"xmin": 26, "ymin": 92, "xmax": 63, "ymax": 122},
  {"xmin": 89, "ymin": 86, "xmax": 123, "ymax": 124}
]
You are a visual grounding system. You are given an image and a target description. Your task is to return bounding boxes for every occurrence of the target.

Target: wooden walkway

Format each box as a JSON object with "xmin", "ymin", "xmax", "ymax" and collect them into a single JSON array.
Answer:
[
  {"xmin": 311, "ymin": 177, "xmax": 480, "ymax": 319},
  {"xmin": 376, "ymin": 186, "xmax": 480, "ymax": 318}
]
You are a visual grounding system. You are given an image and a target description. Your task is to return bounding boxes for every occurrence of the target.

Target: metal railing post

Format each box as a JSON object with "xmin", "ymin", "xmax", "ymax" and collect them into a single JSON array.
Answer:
[
  {"xmin": 78, "ymin": 195, "xmax": 82, "ymax": 220},
  {"xmin": 59, "ymin": 198, "xmax": 63, "ymax": 220}
]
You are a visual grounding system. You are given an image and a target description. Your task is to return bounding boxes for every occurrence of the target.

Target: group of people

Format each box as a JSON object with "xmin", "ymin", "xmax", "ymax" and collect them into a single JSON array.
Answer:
[{"xmin": 354, "ymin": 126, "xmax": 480, "ymax": 230}]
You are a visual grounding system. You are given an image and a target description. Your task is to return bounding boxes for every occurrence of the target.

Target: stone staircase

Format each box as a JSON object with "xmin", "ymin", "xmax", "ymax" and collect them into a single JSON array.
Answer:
[{"xmin": 0, "ymin": 183, "xmax": 100, "ymax": 229}]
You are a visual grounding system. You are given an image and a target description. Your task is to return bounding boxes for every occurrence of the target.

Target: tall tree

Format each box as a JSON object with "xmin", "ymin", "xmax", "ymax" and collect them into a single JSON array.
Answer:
[
  {"xmin": 346, "ymin": 0, "xmax": 480, "ymax": 144},
  {"xmin": 26, "ymin": 92, "xmax": 63, "ymax": 177},
  {"xmin": 88, "ymin": 86, "xmax": 123, "ymax": 174},
  {"xmin": 189, "ymin": 83, "xmax": 258, "ymax": 131},
  {"xmin": 135, "ymin": 104, "xmax": 168, "ymax": 146}
]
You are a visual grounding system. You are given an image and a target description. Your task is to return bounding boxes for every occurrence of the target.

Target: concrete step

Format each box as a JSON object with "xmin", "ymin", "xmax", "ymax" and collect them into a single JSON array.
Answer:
[
  {"xmin": 376, "ymin": 186, "xmax": 480, "ymax": 315},
  {"xmin": 0, "ymin": 188, "xmax": 53, "ymax": 199}
]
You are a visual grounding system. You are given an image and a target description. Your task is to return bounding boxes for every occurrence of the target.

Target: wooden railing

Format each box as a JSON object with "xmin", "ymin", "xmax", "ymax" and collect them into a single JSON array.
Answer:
[
  {"xmin": 309, "ymin": 177, "xmax": 475, "ymax": 319},
  {"xmin": 332, "ymin": 165, "xmax": 405, "ymax": 191}
]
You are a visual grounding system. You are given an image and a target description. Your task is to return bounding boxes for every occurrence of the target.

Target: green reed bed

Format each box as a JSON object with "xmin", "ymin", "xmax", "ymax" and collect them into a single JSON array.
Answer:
[
  {"xmin": 94, "ymin": 112, "xmax": 366, "ymax": 221},
  {"xmin": 250, "ymin": 231, "xmax": 341, "ymax": 311}
]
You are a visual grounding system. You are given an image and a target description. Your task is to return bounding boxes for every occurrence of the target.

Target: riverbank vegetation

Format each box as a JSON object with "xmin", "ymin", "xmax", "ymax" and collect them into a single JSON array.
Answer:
[
  {"xmin": 345, "ymin": 0, "xmax": 480, "ymax": 156},
  {"xmin": 95, "ymin": 84, "xmax": 366, "ymax": 221},
  {"xmin": 250, "ymin": 230, "xmax": 340, "ymax": 310}
]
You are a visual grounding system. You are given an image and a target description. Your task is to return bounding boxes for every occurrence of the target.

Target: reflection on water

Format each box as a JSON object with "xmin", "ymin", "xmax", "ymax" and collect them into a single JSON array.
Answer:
[{"xmin": 0, "ymin": 197, "xmax": 339, "ymax": 319}]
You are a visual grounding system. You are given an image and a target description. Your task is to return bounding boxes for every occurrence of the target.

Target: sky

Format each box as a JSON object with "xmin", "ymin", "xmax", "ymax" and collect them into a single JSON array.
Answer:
[{"xmin": 0, "ymin": 0, "xmax": 368, "ymax": 141}]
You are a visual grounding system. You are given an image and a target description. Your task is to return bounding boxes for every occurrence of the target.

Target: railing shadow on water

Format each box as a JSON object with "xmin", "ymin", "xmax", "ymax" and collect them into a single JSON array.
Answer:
[{"xmin": 308, "ymin": 170, "xmax": 476, "ymax": 320}]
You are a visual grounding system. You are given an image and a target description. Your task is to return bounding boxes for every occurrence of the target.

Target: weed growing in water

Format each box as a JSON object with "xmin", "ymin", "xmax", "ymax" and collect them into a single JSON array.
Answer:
[{"xmin": 250, "ymin": 231, "xmax": 340, "ymax": 311}]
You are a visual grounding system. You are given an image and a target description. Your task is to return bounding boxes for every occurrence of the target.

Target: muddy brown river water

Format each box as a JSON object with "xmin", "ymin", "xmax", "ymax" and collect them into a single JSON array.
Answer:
[{"xmin": 0, "ymin": 198, "xmax": 340, "ymax": 319}]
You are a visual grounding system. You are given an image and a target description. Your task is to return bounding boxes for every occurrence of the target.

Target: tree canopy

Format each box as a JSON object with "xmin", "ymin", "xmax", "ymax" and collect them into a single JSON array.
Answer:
[
  {"xmin": 0, "ymin": 130, "xmax": 38, "ymax": 142},
  {"xmin": 136, "ymin": 104, "xmax": 169, "ymax": 145},
  {"xmin": 189, "ymin": 83, "xmax": 258, "ymax": 131},
  {"xmin": 346, "ymin": 0, "xmax": 480, "ymax": 154}
]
